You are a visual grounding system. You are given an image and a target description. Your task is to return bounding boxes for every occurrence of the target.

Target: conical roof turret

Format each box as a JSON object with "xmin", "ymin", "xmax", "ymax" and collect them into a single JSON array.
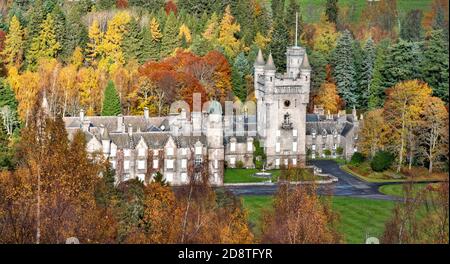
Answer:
[
  {"xmin": 254, "ymin": 49, "xmax": 265, "ymax": 66},
  {"xmin": 265, "ymin": 53, "xmax": 276, "ymax": 71}
]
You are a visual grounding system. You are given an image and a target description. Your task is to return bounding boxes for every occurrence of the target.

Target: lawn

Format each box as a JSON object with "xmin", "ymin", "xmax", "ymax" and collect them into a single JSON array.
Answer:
[
  {"xmin": 341, "ymin": 163, "xmax": 446, "ymax": 183},
  {"xmin": 224, "ymin": 168, "xmax": 281, "ymax": 183},
  {"xmin": 241, "ymin": 195, "xmax": 397, "ymax": 244},
  {"xmin": 281, "ymin": 0, "xmax": 433, "ymax": 23},
  {"xmin": 379, "ymin": 183, "xmax": 440, "ymax": 197}
]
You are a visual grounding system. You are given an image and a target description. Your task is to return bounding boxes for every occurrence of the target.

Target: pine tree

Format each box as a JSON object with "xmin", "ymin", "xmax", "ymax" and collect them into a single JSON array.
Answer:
[
  {"xmin": 96, "ymin": 0, "xmax": 116, "ymax": 10},
  {"xmin": 27, "ymin": 13, "xmax": 61, "ymax": 69},
  {"xmin": 148, "ymin": 17, "xmax": 162, "ymax": 60},
  {"xmin": 309, "ymin": 50, "xmax": 328, "ymax": 93},
  {"xmin": 102, "ymin": 80, "xmax": 122, "ymax": 116},
  {"xmin": 232, "ymin": 52, "xmax": 250, "ymax": 102},
  {"xmin": 218, "ymin": 5, "xmax": 241, "ymax": 59},
  {"xmin": 381, "ymin": 39, "xmax": 421, "ymax": 90},
  {"xmin": 285, "ymin": 0, "xmax": 303, "ymax": 46},
  {"xmin": 129, "ymin": 0, "xmax": 165, "ymax": 11},
  {"xmin": 178, "ymin": 23, "xmax": 192, "ymax": 49},
  {"xmin": 63, "ymin": 5, "xmax": 89, "ymax": 62},
  {"xmin": 268, "ymin": 17, "xmax": 289, "ymax": 72},
  {"xmin": 50, "ymin": 4, "xmax": 67, "ymax": 60},
  {"xmin": 233, "ymin": 0, "xmax": 254, "ymax": 47},
  {"xmin": 325, "ymin": 0, "xmax": 339, "ymax": 24},
  {"xmin": 25, "ymin": 0, "xmax": 46, "ymax": 50},
  {"xmin": 160, "ymin": 11, "xmax": 179, "ymax": 58},
  {"xmin": 122, "ymin": 17, "xmax": 143, "ymax": 62},
  {"xmin": 368, "ymin": 39, "xmax": 389, "ymax": 109},
  {"xmin": 422, "ymin": 30, "xmax": 449, "ymax": 103},
  {"xmin": 400, "ymin": 10, "xmax": 423, "ymax": 42},
  {"xmin": 139, "ymin": 27, "xmax": 152, "ymax": 63},
  {"xmin": 331, "ymin": 30, "xmax": 357, "ymax": 108},
  {"xmin": 352, "ymin": 40, "xmax": 364, "ymax": 108},
  {"xmin": 359, "ymin": 38, "xmax": 376, "ymax": 109},
  {"xmin": 1, "ymin": 16, "xmax": 24, "ymax": 68},
  {"xmin": 271, "ymin": 0, "xmax": 285, "ymax": 18}
]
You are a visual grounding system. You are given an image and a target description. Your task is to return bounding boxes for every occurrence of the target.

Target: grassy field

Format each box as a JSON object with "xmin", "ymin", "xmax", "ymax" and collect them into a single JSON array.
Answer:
[
  {"xmin": 341, "ymin": 163, "xmax": 446, "ymax": 183},
  {"xmin": 379, "ymin": 183, "xmax": 441, "ymax": 197},
  {"xmin": 224, "ymin": 168, "xmax": 281, "ymax": 183},
  {"xmin": 285, "ymin": 0, "xmax": 433, "ymax": 23},
  {"xmin": 241, "ymin": 195, "xmax": 397, "ymax": 243}
]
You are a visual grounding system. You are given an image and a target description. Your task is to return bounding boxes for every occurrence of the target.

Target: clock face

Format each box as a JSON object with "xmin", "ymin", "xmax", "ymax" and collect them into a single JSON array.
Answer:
[{"xmin": 284, "ymin": 100, "xmax": 291, "ymax": 107}]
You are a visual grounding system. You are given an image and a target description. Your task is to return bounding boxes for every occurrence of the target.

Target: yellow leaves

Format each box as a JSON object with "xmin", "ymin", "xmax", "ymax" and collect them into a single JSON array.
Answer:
[
  {"xmin": 202, "ymin": 13, "xmax": 219, "ymax": 43},
  {"xmin": 178, "ymin": 23, "xmax": 192, "ymax": 44},
  {"xmin": 86, "ymin": 19, "xmax": 103, "ymax": 64},
  {"xmin": 1, "ymin": 15, "xmax": 24, "ymax": 68},
  {"xmin": 313, "ymin": 82, "xmax": 341, "ymax": 114},
  {"xmin": 218, "ymin": 5, "xmax": 242, "ymax": 58},
  {"xmin": 149, "ymin": 17, "xmax": 162, "ymax": 42},
  {"xmin": 312, "ymin": 20, "xmax": 340, "ymax": 54},
  {"xmin": 9, "ymin": 69, "xmax": 39, "ymax": 121},
  {"xmin": 70, "ymin": 47, "xmax": 84, "ymax": 69},
  {"xmin": 254, "ymin": 32, "xmax": 270, "ymax": 50}
]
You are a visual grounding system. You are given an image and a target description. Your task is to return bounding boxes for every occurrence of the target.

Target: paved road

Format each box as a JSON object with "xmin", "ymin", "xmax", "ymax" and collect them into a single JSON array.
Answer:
[{"xmin": 224, "ymin": 160, "xmax": 399, "ymax": 200}]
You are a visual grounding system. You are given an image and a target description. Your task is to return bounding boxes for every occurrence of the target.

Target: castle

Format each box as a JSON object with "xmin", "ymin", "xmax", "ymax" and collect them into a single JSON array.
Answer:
[{"xmin": 63, "ymin": 44, "xmax": 360, "ymax": 186}]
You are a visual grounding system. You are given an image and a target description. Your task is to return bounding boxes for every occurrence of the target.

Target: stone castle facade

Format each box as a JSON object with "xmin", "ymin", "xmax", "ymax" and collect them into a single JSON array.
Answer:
[{"xmin": 63, "ymin": 44, "xmax": 360, "ymax": 186}]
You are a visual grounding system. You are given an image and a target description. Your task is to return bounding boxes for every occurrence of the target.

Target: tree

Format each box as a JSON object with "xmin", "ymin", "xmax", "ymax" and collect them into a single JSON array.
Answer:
[
  {"xmin": 85, "ymin": 19, "xmax": 102, "ymax": 64},
  {"xmin": 231, "ymin": 52, "xmax": 250, "ymax": 102},
  {"xmin": 331, "ymin": 30, "xmax": 357, "ymax": 108},
  {"xmin": 358, "ymin": 109, "xmax": 388, "ymax": 159},
  {"xmin": 160, "ymin": 11, "xmax": 179, "ymax": 58},
  {"xmin": 268, "ymin": 18, "xmax": 289, "ymax": 71},
  {"xmin": 27, "ymin": 14, "xmax": 61, "ymax": 69},
  {"xmin": 0, "ymin": 79, "xmax": 19, "ymax": 134},
  {"xmin": 368, "ymin": 39, "xmax": 389, "ymax": 109},
  {"xmin": 313, "ymin": 82, "xmax": 341, "ymax": 114},
  {"xmin": 1, "ymin": 16, "xmax": 24, "ymax": 68},
  {"xmin": 178, "ymin": 23, "xmax": 192, "ymax": 49},
  {"xmin": 122, "ymin": 17, "xmax": 143, "ymax": 62},
  {"xmin": 128, "ymin": 0, "xmax": 165, "ymax": 11},
  {"xmin": 381, "ymin": 40, "xmax": 421, "ymax": 91},
  {"xmin": 218, "ymin": 5, "xmax": 241, "ymax": 59},
  {"xmin": 400, "ymin": 10, "xmax": 423, "ymax": 42},
  {"xmin": 285, "ymin": 0, "xmax": 302, "ymax": 45},
  {"xmin": 0, "ymin": 115, "xmax": 13, "ymax": 169},
  {"xmin": 384, "ymin": 80, "xmax": 432, "ymax": 172},
  {"xmin": 359, "ymin": 38, "xmax": 376, "ymax": 109},
  {"xmin": 325, "ymin": 0, "xmax": 338, "ymax": 24},
  {"xmin": 102, "ymin": 80, "xmax": 122, "ymax": 116},
  {"xmin": 261, "ymin": 183, "xmax": 342, "ymax": 243},
  {"xmin": 62, "ymin": 4, "xmax": 88, "ymax": 61},
  {"xmin": 417, "ymin": 97, "xmax": 448, "ymax": 173},
  {"xmin": 50, "ymin": 4, "xmax": 67, "ymax": 60},
  {"xmin": 422, "ymin": 30, "xmax": 449, "ymax": 103},
  {"xmin": 96, "ymin": 0, "xmax": 116, "ymax": 10}
]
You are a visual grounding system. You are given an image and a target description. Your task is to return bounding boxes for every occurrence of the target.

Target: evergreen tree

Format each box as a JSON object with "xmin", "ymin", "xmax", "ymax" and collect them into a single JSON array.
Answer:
[
  {"xmin": 268, "ymin": 17, "xmax": 289, "ymax": 72},
  {"xmin": 0, "ymin": 115, "xmax": 12, "ymax": 170},
  {"xmin": 139, "ymin": 27, "xmax": 153, "ymax": 63},
  {"xmin": 352, "ymin": 40, "xmax": 364, "ymax": 108},
  {"xmin": 422, "ymin": 30, "xmax": 449, "ymax": 103},
  {"xmin": 26, "ymin": 0, "xmax": 46, "ymax": 48},
  {"xmin": 232, "ymin": 0, "xmax": 254, "ymax": 47},
  {"xmin": 190, "ymin": 35, "xmax": 213, "ymax": 56},
  {"xmin": 102, "ymin": 80, "xmax": 122, "ymax": 116},
  {"xmin": 177, "ymin": 0, "xmax": 219, "ymax": 16},
  {"xmin": 325, "ymin": 0, "xmax": 338, "ymax": 24},
  {"xmin": 0, "ymin": 79, "xmax": 19, "ymax": 134},
  {"xmin": 63, "ymin": 5, "xmax": 88, "ymax": 61},
  {"xmin": 271, "ymin": 0, "xmax": 285, "ymax": 19},
  {"xmin": 309, "ymin": 50, "xmax": 328, "ymax": 93},
  {"xmin": 232, "ymin": 52, "xmax": 250, "ymax": 102},
  {"xmin": 359, "ymin": 38, "xmax": 376, "ymax": 109},
  {"xmin": 368, "ymin": 39, "xmax": 389, "ymax": 109},
  {"xmin": 1, "ymin": 16, "xmax": 24, "ymax": 67},
  {"xmin": 122, "ymin": 17, "xmax": 143, "ymax": 62},
  {"xmin": 160, "ymin": 11, "xmax": 179, "ymax": 58},
  {"xmin": 27, "ymin": 13, "xmax": 61, "ymax": 69},
  {"xmin": 218, "ymin": 5, "xmax": 241, "ymax": 59},
  {"xmin": 96, "ymin": 0, "xmax": 116, "ymax": 10},
  {"xmin": 285, "ymin": 0, "xmax": 303, "ymax": 46},
  {"xmin": 50, "ymin": 4, "xmax": 67, "ymax": 60},
  {"xmin": 129, "ymin": 0, "xmax": 165, "ymax": 12},
  {"xmin": 400, "ymin": 10, "xmax": 423, "ymax": 42},
  {"xmin": 147, "ymin": 17, "xmax": 162, "ymax": 60},
  {"xmin": 381, "ymin": 39, "xmax": 421, "ymax": 90},
  {"xmin": 331, "ymin": 30, "xmax": 357, "ymax": 108}
]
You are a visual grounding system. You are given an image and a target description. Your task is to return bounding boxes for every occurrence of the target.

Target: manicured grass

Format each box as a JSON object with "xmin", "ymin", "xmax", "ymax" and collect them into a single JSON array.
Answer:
[
  {"xmin": 379, "ymin": 183, "xmax": 440, "ymax": 197},
  {"xmin": 224, "ymin": 168, "xmax": 281, "ymax": 183},
  {"xmin": 285, "ymin": 0, "xmax": 433, "ymax": 23},
  {"xmin": 241, "ymin": 195, "xmax": 397, "ymax": 244},
  {"xmin": 341, "ymin": 163, "xmax": 446, "ymax": 183}
]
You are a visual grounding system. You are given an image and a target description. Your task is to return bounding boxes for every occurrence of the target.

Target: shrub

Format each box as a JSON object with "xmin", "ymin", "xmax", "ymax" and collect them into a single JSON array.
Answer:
[
  {"xmin": 350, "ymin": 152, "xmax": 365, "ymax": 165},
  {"xmin": 236, "ymin": 160, "xmax": 244, "ymax": 169},
  {"xmin": 323, "ymin": 149, "xmax": 331, "ymax": 156},
  {"xmin": 336, "ymin": 146, "xmax": 343, "ymax": 155},
  {"xmin": 370, "ymin": 151, "xmax": 394, "ymax": 172}
]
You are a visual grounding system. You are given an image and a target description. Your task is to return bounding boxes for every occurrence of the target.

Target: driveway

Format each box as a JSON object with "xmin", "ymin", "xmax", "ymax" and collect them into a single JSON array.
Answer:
[{"xmin": 224, "ymin": 160, "xmax": 400, "ymax": 201}]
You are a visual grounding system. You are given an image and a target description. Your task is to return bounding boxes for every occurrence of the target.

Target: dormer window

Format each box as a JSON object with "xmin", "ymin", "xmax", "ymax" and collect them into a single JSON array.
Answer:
[
  {"xmin": 167, "ymin": 147, "xmax": 174, "ymax": 156},
  {"xmin": 124, "ymin": 149, "xmax": 131, "ymax": 157},
  {"xmin": 230, "ymin": 142, "xmax": 236, "ymax": 152},
  {"xmin": 195, "ymin": 146, "xmax": 202, "ymax": 155},
  {"xmin": 138, "ymin": 148, "xmax": 145, "ymax": 157}
]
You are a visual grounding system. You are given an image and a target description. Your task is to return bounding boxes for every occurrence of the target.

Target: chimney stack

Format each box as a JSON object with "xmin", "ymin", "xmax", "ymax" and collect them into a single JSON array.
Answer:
[
  {"xmin": 80, "ymin": 109, "xmax": 85, "ymax": 121},
  {"xmin": 117, "ymin": 114, "xmax": 124, "ymax": 132},
  {"xmin": 128, "ymin": 124, "xmax": 133, "ymax": 137},
  {"xmin": 144, "ymin": 107, "xmax": 149, "ymax": 119}
]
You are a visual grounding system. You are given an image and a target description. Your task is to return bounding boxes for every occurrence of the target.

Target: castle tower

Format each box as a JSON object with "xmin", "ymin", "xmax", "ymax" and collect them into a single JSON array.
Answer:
[
  {"xmin": 254, "ymin": 49, "xmax": 265, "ymax": 100},
  {"xmin": 205, "ymin": 101, "xmax": 224, "ymax": 186}
]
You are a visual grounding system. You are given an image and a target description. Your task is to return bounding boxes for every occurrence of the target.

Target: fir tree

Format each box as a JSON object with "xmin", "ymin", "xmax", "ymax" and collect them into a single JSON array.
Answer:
[
  {"xmin": 285, "ymin": 0, "xmax": 303, "ymax": 46},
  {"xmin": 352, "ymin": 40, "xmax": 364, "ymax": 108},
  {"xmin": 190, "ymin": 35, "xmax": 213, "ymax": 56},
  {"xmin": 62, "ymin": 6, "xmax": 88, "ymax": 62},
  {"xmin": 325, "ymin": 0, "xmax": 338, "ymax": 24},
  {"xmin": 268, "ymin": 17, "xmax": 289, "ymax": 72},
  {"xmin": 400, "ymin": 10, "xmax": 423, "ymax": 42},
  {"xmin": 331, "ymin": 30, "xmax": 357, "ymax": 108},
  {"xmin": 160, "ymin": 11, "xmax": 179, "ymax": 58},
  {"xmin": 359, "ymin": 38, "xmax": 376, "ymax": 109},
  {"xmin": 50, "ymin": 4, "xmax": 67, "ymax": 60},
  {"xmin": 368, "ymin": 39, "xmax": 389, "ymax": 109},
  {"xmin": 96, "ymin": 0, "xmax": 116, "ymax": 10},
  {"xmin": 129, "ymin": 0, "xmax": 165, "ymax": 11},
  {"xmin": 102, "ymin": 80, "xmax": 122, "ymax": 116},
  {"xmin": 139, "ymin": 27, "xmax": 153, "ymax": 63},
  {"xmin": 271, "ymin": 0, "xmax": 285, "ymax": 19},
  {"xmin": 422, "ymin": 30, "xmax": 449, "ymax": 103},
  {"xmin": 381, "ymin": 39, "xmax": 421, "ymax": 90},
  {"xmin": 122, "ymin": 17, "xmax": 143, "ymax": 62},
  {"xmin": 309, "ymin": 50, "xmax": 328, "ymax": 94},
  {"xmin": 232, "ymin": 52, "xmax": 250, "ymax": 102}
]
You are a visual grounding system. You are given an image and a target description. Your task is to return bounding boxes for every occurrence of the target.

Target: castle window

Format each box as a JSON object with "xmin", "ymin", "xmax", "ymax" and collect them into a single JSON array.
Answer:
[
  {"xmin": 181, "ymin": 148, "xmax": 187, "ymax": 155},
  {"xmin": 111, "ymin": 146, "xmax": 117, "ymax": 157},
  {"xmin": 111, "ymin": 160, "xmax": 116, "ymax": 169},
  {"xmin": 181, "ymin": 173, "xmax": 187, "ymax": 182},
  {"xmin": 312, "ymin": 144, "xmax": 316, "ymax": 151},
  {"xmin": 165, "ymin": 173, "xmax": 173, "ymax": 182},
  {"xmin": 138, "ymin": 148, "xmax": 145, "ymax": 157},
  {"xmin": 276, "ymin": 142, "xmax": 280, "ymax": 153},
  {"xmin": 247, "ymin": 142, "xmax": 252, "ymax": 152},
  {"xmin": 284, "ymin": 159, "xmax": 288, "ymax": 166},
  {"xmin": 230, "ymin": 157, "xmax": 236, "ymax": 165},
  {"xmin": 284, "ymin": 100, "xmax": 291, "ymax": 107},
  {"xmin": 292, "ymin": 158, "xmax": 297, "ymax": 166},
  {"xmin": 293, "ymin": 129, "xmax": 297, "ymax": 137},
  {"xmin": 214, "ymin": 173, "xmax": 218, "ymax": 182},
  {"xmin": 167, "ymin": 159, "xmax": 174, "ymax": 169},
  {"xmin": 124, "ymin": 160, "xmax": 130, "ymax": 170},
  {"xmin": 214, "ymin": 160, "xmax": 219, "ymax": 169},
  {"xmin": 270, "ymin": 77, "xmax": 272, "ymax": 82},
  {"xmin": 153, "ymin": 159, "xmax": 159, "ymax": 169},
  {"xmin": 230, "ymin": 142, "xmax": 236, "ymax": 152},
  {"xmin": 138, "ymin": 160, "xmax": 145, "ymax": 170},
  {"xmin": 124, "ymin": 149, "xmax": 131, "ymax": 157},
  {"xmin": 276, "ymin": 130, "xmax": 281, "ymax": 137},
  {"xmin": 181, "ymin": 159, "xmax": 187, "ymax": 169},
  {"xmin": 293, "ymin": 142, "xmax": 298, "ymax": 152},
  {"xmin": 275, "ymin": 159, "xmax": 280, "ymax": 167},
  {"xmin": 167, "ymin": 147, "xmax": 174, "ymax": 156},
  {"xmin": 195, "ymin": 146, "xmax": 202, "ymax": 155}
]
